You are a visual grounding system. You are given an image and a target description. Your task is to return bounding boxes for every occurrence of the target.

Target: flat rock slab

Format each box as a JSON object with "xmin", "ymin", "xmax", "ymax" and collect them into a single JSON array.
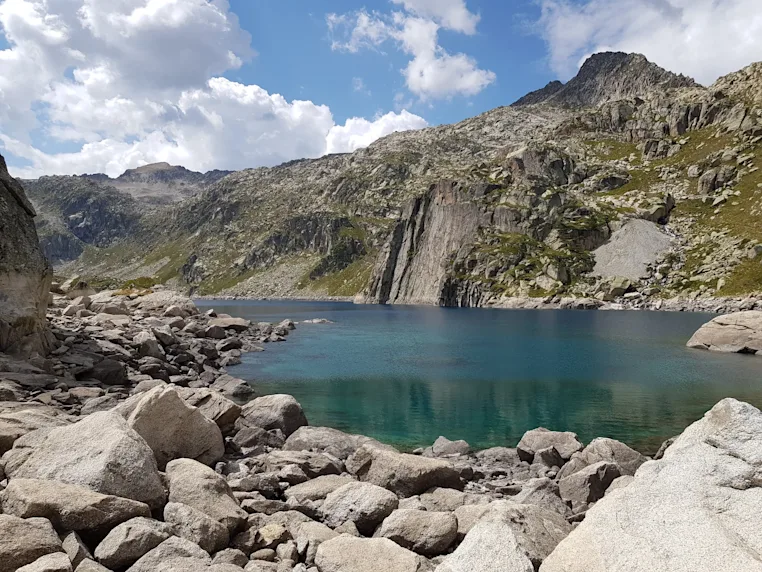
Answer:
[
  {"xmin": 687, "ymin": 310, "xmax": 762, "ymax": 355},
  {"xmin": 593, "ymin": 219, "xmax": 673, "ymax": 280}
]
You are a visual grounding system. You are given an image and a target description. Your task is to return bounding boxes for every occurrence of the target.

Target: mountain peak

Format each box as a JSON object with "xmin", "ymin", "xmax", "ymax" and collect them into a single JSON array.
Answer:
[
  {"xmin": 513, "ymin": 52, "xmax": 699, "ymax": 108},
  {"xmin": 712, "ymin": 60, "xmax": 762, "ymax": 105}
]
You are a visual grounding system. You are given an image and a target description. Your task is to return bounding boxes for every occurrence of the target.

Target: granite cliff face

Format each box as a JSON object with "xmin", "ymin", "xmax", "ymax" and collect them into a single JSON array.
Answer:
[{"xmin": 0, "ymin": 154, "xmax": 52, "ymax": 354}]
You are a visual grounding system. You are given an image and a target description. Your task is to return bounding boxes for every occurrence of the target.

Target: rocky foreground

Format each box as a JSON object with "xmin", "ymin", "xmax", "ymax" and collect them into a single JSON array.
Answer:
[{"xmin": 0, "ymin": 286, "xmax": 761, "ymax": 571}]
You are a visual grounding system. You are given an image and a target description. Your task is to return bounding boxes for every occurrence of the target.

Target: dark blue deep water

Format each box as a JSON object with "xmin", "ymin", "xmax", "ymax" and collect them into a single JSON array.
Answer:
[{"xmin": 197, "ymin": 300, "xmax": 762, "ymax": 454}]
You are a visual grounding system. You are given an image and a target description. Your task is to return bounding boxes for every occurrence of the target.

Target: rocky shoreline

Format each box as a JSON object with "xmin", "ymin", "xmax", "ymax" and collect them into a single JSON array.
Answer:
[{"xmin": 2, "ymin": 284, "xmax": 762, "ymax": 571}]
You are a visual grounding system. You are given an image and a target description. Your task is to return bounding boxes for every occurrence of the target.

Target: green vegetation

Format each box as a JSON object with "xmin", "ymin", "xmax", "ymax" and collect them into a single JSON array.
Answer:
[
  {"xmin": 585, "ymin": 139, "xmax": 639, "ymax": 162},
  {"xmin": 298, "ymin": 254, "xmax": 377, "ymax": 297},
  {"xmin": 718, "ymin": 258, "xmax": 762, "ymax": 295}
]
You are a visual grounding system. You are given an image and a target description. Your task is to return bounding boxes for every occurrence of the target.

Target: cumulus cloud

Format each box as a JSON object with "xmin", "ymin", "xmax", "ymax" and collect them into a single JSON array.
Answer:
[
  {"xmin": 328, "ymin": 0, "xmax": 495, "ymax": 101},
  {"xmin": 0, "ymin": 0, "xmax": 427, "ymax": 177},
  {"xmin": 537, "ymin": 0, "xmax": 762, "ymax": 84},
  {"xmin": 326, "ymin": 110, "xmax": 429, "ymax": 154}
]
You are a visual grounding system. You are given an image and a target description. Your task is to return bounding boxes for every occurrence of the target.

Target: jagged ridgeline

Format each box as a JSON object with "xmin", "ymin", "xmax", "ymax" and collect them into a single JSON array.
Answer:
[{"xmin": 31, "ymin": 52, "xmax": 762, "ymax": 304}]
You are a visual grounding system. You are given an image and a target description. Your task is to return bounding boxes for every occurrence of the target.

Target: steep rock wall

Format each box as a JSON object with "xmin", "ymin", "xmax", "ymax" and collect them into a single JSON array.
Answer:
[{"xmin": 0, "ymin": 154, "xmax": 52, "ymax": 354}]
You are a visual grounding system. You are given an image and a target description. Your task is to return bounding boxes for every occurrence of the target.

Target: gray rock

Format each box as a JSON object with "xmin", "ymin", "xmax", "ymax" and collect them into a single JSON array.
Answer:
[
  {"xmin": 164, "ymin": 502, "xmax": 229, "ymax": 554},
  {"xmin": 209, "ymin": 317, "xmax": 251, "ymax": 332},
  {"xmin": 209, "ymin": 375, "xmax": 256, "ymax": 399},
  {"xmin": 239, "ymin": 395, "xmax": 307, "ymax": 437},
  {"xmin": 512, "ymin": 478, "xmax": 570, "ymax": 517},
  {"xmin": 0, "ymin": 407, "xmax": 72, "ymax": 455},
  {"xmin": 541, "ymin": 398, "xmax": 762, "ymax": 572},
  {"xmin": 0, "ymin": 515, "xmax": 62, "ymax": 572},
  {"xmin": 16, "ymin": 553, "xmax": 73, "ymax": 572},
  {"xmin": 347, "ymin": 444, "xmax": 462, "ymax": 497},
  {"xmin": 211, "ymin": 549, "xmax": 249, "ymax": 567},
  {"xmin": 452, "ymin": 504, "xmax": 491, "ymax": 541},
  {"xmin": 321, "ymin": 482, "xmax": 399, "ymax": 535},
  {"xmin": 376, "ymin": 509, "xmax": 457, "ymax": 556},
  {"xmin": 283, "ymin": 475, "xmax": 355, "ymax": 503},
  {"xmin": 431, "ymin": 436, "xmax": 471, "ymax": 457},
  {"xmin": 294, "ymin": 521, "xmax": 337, "ymax": 565},
  {"xmin": 315, "ymin": 536, "xmax": 423, "ymax": 572},
  {"xmin": 90, "ymin": 359, "xmax": 127, "ymax": 386},
  {"xmin": 592, "ymin": 219, "xmax": 673, "ymax": 281},
  {"xmin": 62, "ymin": 532, "xmax": 92, "ymax": 569},
  {"xmin": 133, "ymin": 331, "xmax": 164, "ymax": 360},
  {"xmin": 177, "ymin": 388, "xmax": 241, "ymax": 436},
  {"xmin": 283, "ymin": 426, "xmax": 393, "ymax": 460},
  {"xmin": 166, "ymin": 458, "xmax": 247, "ymax": 534},
  {"xmin": 0, "ymin": 478, "xmax": 151, "ymax": 532},
  {"xmin": 126, "ymin": 536, "xmax": 210, "ymax": 572},
  {"xmin": 557, "ymin": 438, "xmax": 647, "ymax": 479},
  {"xmin": 437, "ymin": 502, "xmax": 571, "ymax": 572},
  {"xmin": 558, "ymin": 461, "xmax": 622, "ymax": 509},
  {"xmin": 3, "ymin": 412, "xmax": 165, "ymax": 509},
  {"xmin": 418, "ymin": 488, "xmax": 489, "ymax": 512},
  {"xmin": 517, "ymin": 428, "xmax": 583, "ymax": 463},
  {"xmin": 94, "ymin": 517, "xmax": 175, "ymax": 569},
  {"xmin": 115, "ymin": 386, "xmax": 224, "ymax": 469},
  {"xmin": 687, "ymin": 311, "xmax": 762, "ymax": 354},
  {"xmin": 74, "ymin": 561, "xmax": 111, "ymax": 572}
]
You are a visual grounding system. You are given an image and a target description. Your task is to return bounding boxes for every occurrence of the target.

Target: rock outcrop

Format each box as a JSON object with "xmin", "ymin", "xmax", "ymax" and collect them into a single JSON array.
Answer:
[
  {"xmin": 0, "ymin": 154, "xmax": 52, "ymax": 355},
  {"xmin": 687, "ymin": 310, "xmax": 762, "ymax": 354}
]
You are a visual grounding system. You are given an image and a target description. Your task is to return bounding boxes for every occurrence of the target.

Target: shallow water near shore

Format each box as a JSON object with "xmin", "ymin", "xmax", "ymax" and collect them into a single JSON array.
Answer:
[{"xmin": 198, "ymin": 300, "xmax": 762, "ymax": 455}]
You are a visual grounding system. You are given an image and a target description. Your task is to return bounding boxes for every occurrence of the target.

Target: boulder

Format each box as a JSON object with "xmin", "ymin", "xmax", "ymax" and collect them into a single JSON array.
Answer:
[
  {"xmin": 115, "ymin": 386, "xmax": 224, "ymax": 469},
  {"xmin": 3, "ymin": 411, "xmax": 166, "ymax": 509},
  {"xmin": 347, "ymin": 444, "xmax": 462, "ymax": 497},
  {"xmin": 283, "ymin": 426, "xmax": 393, "ymax": 460},
  {"xmin": 512, "ymin": 478, "xmax": 570, "ymax": 517},
  {"xmin": 126, "ymin": 536, "xmax": 210, "ymax": 572},
  {"xmin": 0, "ymin": 515, "xmax": 62, "ymax": 572},
  {"xmin": 263, "ymin": 450, "xmax": 342, "ymax": 478},
  {"xmin": 321, "ymin": 482, "xmax": 399, "ymax": 535},
  {"xmin": 686, "ymin": 311, "xmax": 762, "ymax": 354},
  {"xmin": 283, "ymin": 475, "xmax": 355, "ymax": 503},
  {"xmin": 89, "ymin": 359, "xmax": 128, "ymax": 386},
  {"xmin": 377, "ymin": 509, "xmax": 458, "ymax": 556},
  {"xmin": 239, "ymin": 395, "xmax": 307, "ymax": 437},
  {"xmin": 418, "ymin": 488, "xmax": 489, "ymax": 512},
  {"xmin": 212, "ymin": 549, "xmax": 248, "ymax": 567},
  {"xmin": 437, "ymin": 502, "xmax": 571, "ymax": 572},
  {"xmin": 541, "ymin": 398, "xmax": 762, "ymax": 572},
  {"xmin": 134, "ymin": 291, "xmax": 198, "ymax": 315},
  {"xmin": 0, "ymin": 153, "xmax": 52, "ymax": 356},
  {"xmin": 166, "ymin": 459, "xmax": 247, "ymax": 534},
  {"xmin": 453, "ymin": 504, "xmax": 491, "ymax": 541},
  {"xmin": 133, "ymin": 331, "xmax": 164, "ymax": 360},
  {"xmin": 315, "ymin": 536, "xmax": 423, "ymax": 572},
  {"xmin": 1, "ymin": 478, "xmax": 150, "ymax": 532},
  {"xmin": 0, "ymin": 407, "xmax": 72, "ymax": 455},
  {"xmin": 294, "ymin": 521, "xmax": 337, "ymax": 566},
  {"xmin": 557, "ymin": 438, "xmax": 647, "ymax": 479},
  {"xmin": 209, "ymin": 317, "xmax": 251, "ymax": 332},
  {"xmin": 61, "ymin": 532, "xmax": 91, "ymax": 569},
  {"xmin": 210, "ymin": 375, "xmax": 256, "ymax": 399},
  {"xmin": 94, "ymin": 517, "xmax": 175, "ymax": 570},
  {"xmin": 164, "ymin": 502, "xmax": 229, "ymax": 554},
  {"xmin": 177, "ymin": 388, "xmax": 241, "ymax": 436},
  {"xmin": 75, "ymin": 561, "xmax": 110, "ymax": 572},
  {"xmin": 16, "ymin": 553, "xmax": 73, "ymax": 572},
  {"xmin": 558, "ymin": 461, "xmax": 622, "ymax": 510},
  {"xmin": 431, "ymin": 436, "xmax": 470, "ymax": 457},
  {"xmin": 517, "ymin": 428, "xmax": 583, "ymax": 463}
]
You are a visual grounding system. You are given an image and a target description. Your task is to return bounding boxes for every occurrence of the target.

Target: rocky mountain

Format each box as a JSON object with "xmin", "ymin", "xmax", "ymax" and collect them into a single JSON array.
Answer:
[{"xmin": 50, "ymin": 52, "xmax": 762, "ymax": 306}]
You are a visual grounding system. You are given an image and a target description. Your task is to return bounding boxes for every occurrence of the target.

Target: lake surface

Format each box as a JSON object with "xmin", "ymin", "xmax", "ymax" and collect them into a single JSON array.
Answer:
[{"xmin": 197, "ymin": 300, "xmax": 762, "ymax": 454}]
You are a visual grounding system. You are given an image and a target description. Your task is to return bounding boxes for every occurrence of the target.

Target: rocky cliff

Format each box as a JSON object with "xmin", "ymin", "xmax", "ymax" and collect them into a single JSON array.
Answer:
[{"xmin": 0, "ymin": 154, "xmax": 52, "ymax": 354}]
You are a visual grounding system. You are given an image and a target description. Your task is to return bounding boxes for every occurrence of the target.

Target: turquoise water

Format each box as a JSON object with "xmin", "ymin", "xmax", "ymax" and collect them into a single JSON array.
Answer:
[{"xmin": 198, "ymin": 300, "xmax": 762, "ymax": 454}]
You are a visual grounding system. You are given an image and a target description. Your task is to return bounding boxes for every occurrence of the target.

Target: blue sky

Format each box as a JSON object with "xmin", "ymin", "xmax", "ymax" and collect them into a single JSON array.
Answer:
[{"xmin": 1, "ymin": 0, "xmax": 761, "ymax": 177}]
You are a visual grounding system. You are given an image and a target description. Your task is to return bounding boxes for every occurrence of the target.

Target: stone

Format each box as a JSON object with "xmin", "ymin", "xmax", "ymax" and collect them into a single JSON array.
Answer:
[
  {"xmin": 133, "ymin": 331, "xmax": 164, "ymax": 360},
  {"xmin": 452, "ymin": 504, "xmax": 490, "ymax": 541},
  {"xmin": 347, "ymin": 444, "xmax": 462, "ymax": 497},
  {"xmin": 210, "ymin": 375, "xmax": 256, "ymax": 399},
  {"xmin": 80, "ymin": 395, "xmax": 121, "ymax": 415},
  {"xmin": 517, "ymin": 428, "xmax": 583, "ymax": 463},
  {"xmin": 557, "ymin": 437, "xmax": 648, "ymax": 479},
  {"xmin": 239, "ymin": 395, "xmax": 307, "ymax": 437},
  {"xmin": 377, "ymin": 509, "xmax": 457, "ymax": 556},
  {"xmin": 126, "ymin": 536, "xmax": 210, "ymax": 572},
  {"xmin": 115, "ymin": 386, "xmax": 224, "ymax": 469},
  {"xmin": 90, "ymin": 359, "xmax": 127, "ymax": 386},
  {"xmin": 541, "ymin": 398, "xmax": 762, "ymax": 572},
  {"xmin": 164, "ymin": 502, "xmax": 230, "ymax": 554},
  {"xmin": 166, "ymin": 458, "xmax": 247, "ymax": 534},
  {"xmin": 592, "ymin": 219, "xmax": 673, "ymax": 281},
  {"xmin": 0, "ymin": 515, "xmax": 62, "ymax": 572},
  {"xmin": 3, "ymin": 411, "xmax": 166, "ymax": 509},
  {"xmin": 284, "ymin": 426, "xmax": 394, "ymax": 460},
  {"xmin": 263, "ymin": 450, "xmax": 342, "ymax": 479},
  {"xmin": 558, "ymin": 461, "xmax": 622, "ymax": 508},
  {"xmin": 686, "ymin": 311, "xmax": 762, "ymax": 354},
  {"xmin": 16, "ymin": 553, "xmax": 73, "ymax": 572},
  {"xmin": 321, "ymin": 482, "xmax": 399, "ymax": 535},
  {"xmin": 74, "ymin": 561, "xmax": 111, "ymax": 572},
  {"xmin": 418, "ymin": 488, "xmax": 489, "ymax": 512},
  {"xmin": 431, "ymin": 436, "xmax": 470, "ymax": 457},
  {"xmin": 209, "ymin": 317, "xmax": 251, "ymax": 332},
  {"xmin": 315, "ymin": 536, "xmax": 423, "ymax": 572},
  {"xmin": 177, "ymin": 388, "xmax": 242, "ymax": 436},
  {"xmin": 152, "ymin": 325, "xmax": 178, "ymax": 347},
  {"xmin": 284, "ymin": 475, "xmax": 355, "ymax": 503},
  {"xmin": 94, "ymin": 517, "xmax": 175, "ymax": 570},
  {"xmin": 534, "ymin": 446, "xmax": 565, "ymax": 469},
  {"xmin": 294, "ymin": 521, "xmax": 337, "ymax": 566},
  {"xmin": 437, "ymin": 502, "xmax": 571, "ymax": 572},
  {"xmin": 0, "ymin": 479, "xmax": 151, "ymax": 532},
  {"xmin": 62, "ymin": 532, "xmax": 91, "ymax": 569},
  {"xmin": 0, "ymin": 407, "xmax": 72, "ymax": 455},
  {"xmin": 512, "ymin": 478, "xmax": 570, "ymax": 517},
  {"xmin": 212, "ymin": 549, "xmax": 248, "ymax": 567}
]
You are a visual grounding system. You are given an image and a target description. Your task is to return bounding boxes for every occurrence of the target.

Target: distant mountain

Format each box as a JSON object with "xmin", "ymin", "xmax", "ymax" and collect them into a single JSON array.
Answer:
[{"xmin": 513, "ymin": 52, "xmax": 698, "ymax": 108}]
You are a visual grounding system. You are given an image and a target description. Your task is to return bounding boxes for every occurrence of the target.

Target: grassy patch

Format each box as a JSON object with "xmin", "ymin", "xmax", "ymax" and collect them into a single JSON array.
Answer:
[
  {"xmin": 584, "ymin": 139, "xmax": 639, "ymax": 162},
  {"xmin": 298, "ymin": 254, "xmax": 376, "ymax": 297},
  {"xmin": 718, "ymin": 258, "xmax": 762, "ymax": 295}
]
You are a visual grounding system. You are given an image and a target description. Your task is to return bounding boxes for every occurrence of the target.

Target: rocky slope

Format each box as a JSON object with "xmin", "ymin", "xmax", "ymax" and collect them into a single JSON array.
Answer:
[
  {"xmin": 28, "ymin": 52, "xmax": 762, "ymax": 306},
  {"xmin": 0, "ymin": 154, "xmax": 53, "ymax": 355}
]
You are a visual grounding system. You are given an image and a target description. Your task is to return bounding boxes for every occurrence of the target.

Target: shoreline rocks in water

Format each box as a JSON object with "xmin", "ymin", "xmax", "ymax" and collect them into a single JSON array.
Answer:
[{"xmin": 686, "ymin": 310, "xmax": 762, "ymax": 355}]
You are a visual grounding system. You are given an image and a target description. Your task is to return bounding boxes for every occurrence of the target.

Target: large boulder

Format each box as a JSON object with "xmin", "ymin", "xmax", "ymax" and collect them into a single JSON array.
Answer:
[
  {"xmin": 558, "ymin": 461, "xmax": 622, "ymax": 510},
  {"xmin": 283, "ymin": 475, "xmax": 355, "ymax": 503},
  {"xmin": 1, "ymin": 479, "xmax": 150, "ymax": 532},
  {"xmin": 239, "ymin": 395, "xmax": 307, "ymax": 437},
  {"xmin": 540, "ymin": 399, "xmax": 762, "ymax": 572},
  {"xmin": 0, "ymin": 407, "xmax": 73, "ymax": 455},
  {"xmin": 294, "ymin": 521, "xmax": 337, "ymax": 566},
  {"xmin": 208, "ymin": 317, "xmax": 251, "ymax": 332},
  {"xmin": 557, "ymin": 437, "xmax": 648, "ymax": 479},
  {"xmin": 686, "ymin": 311, "xmax": 762, "ymax": 355},
  {"xmin": 0, "ymin": 153, "xmax": 52, "ymax": 356},
  {"xmin": 3, "ymin": 411, "xmax": 166, "ymax": 509},
  {"xmin": 315, "ymin": 536, "xmax": 423, "ymax": 572},
  {"xmin": 164, "ymin": 502, "xmax": 229, "ymax": 554},
  {"xmin": 437, "ymin": 502, "xmax": 571, "ymax": 572},
  {"xmin": 125, "ymin": 536, "xmax": 210, "ymax": 572},
  {"xmin": 321, "ymin": 482, "xmax": 399, "ymax": 535},
  {"xmin": 347, "ymin": 444, "xmax": 462, "ymax": 497},
  {"xmin": 376, "ymin": 509, "xmax": 458, "ymax": 556},
  {"xmin": 177, "ymin": 388, "xmax": 241, "ymax": 436},
  {"xmin": 517, "ymin": 428, "xmax": 583, "ymax": 463},
  {"xmin": 165, "ymin": 459, "xmax": 247, "ymax": 534},
  {"xmin": 94, "ymin": 517, "xmax": 175, "ymax": 570},
  {"xmin": 283, "ymin": 426, "xmax": 393, "ymax": 460},
  {"xmin": 0, "ymin": 515, "xmax": 62, "ymax": 572},
  {"xmin": 16, "ymin": 552, "xmax": 72, "ymax": 572},
  {"xmin": 115, "ymin": 386, "xmax": 224, "ymax": 469}
]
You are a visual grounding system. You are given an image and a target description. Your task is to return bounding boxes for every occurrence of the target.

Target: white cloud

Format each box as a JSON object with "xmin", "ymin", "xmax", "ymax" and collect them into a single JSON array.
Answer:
[
  {"xmin": 353, "ymin": 77, "xmax": 371, "ymax": 95},
  {"xmin": 0, "ymin": 0, "xmax": 427, "ymax": 177},
  {"xmin": 326, "ymin": 109, "xmax": 428, "ymax": 154},
  {"xmin": 328, "ymin": 2, "xmax": 494, "ymax": 101},
  {"xmin": 537, "ymin": 0, "xmax": 762, "ymax": 84}
]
